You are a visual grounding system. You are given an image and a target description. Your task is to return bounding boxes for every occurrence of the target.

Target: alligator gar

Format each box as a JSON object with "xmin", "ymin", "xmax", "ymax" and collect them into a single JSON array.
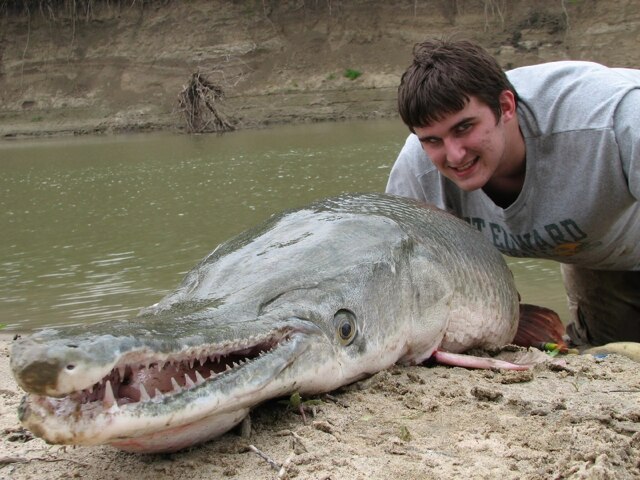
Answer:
[{"xmin": 11, "ymin": 193, "xmax": 520, "ymax": 453}]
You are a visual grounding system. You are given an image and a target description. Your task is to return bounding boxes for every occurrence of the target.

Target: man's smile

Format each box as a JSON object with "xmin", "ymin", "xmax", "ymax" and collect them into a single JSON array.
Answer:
[{"xmin": 450, "ymin": 157, "xmax": 479, "ymax": 173}]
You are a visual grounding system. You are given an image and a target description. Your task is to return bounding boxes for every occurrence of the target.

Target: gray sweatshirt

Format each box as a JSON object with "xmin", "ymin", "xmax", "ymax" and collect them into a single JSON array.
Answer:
[{"xmin": 386, "ymin": 61, "xmax": 640, "ymax": 270}]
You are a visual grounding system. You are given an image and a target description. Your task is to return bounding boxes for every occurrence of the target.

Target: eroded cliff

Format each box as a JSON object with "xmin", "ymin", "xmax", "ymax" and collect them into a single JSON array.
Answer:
[{"xmin": 1, "ymin": 0, "xmax": 638, "ymax": 137}]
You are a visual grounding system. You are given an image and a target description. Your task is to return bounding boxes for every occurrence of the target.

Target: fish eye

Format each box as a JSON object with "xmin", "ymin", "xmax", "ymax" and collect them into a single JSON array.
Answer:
[{"xmin": 334, "ymin": 309, "xmax": 357, "ymax": 345}]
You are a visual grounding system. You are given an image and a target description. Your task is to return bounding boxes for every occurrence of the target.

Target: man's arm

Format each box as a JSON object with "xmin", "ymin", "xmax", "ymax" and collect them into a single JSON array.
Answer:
[
  {"xmin": 614, "ymin": 88, "xmax": 640, "ymax": 200},
  {"xmin": 385, "ymin": 134, "xmax": 431, "ymax": 201}
]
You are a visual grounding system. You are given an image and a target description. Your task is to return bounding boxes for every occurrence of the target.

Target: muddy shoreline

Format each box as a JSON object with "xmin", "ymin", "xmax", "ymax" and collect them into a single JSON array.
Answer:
[{"xmin": 0, "ymin": 86, "xmax": 399, "ymax": 140}]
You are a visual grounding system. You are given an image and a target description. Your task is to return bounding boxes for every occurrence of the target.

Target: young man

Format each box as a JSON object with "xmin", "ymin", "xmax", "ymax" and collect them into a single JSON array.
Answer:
[{"xmin": 386, "ymin": 39, "xmax": 640, "ymax": 347}]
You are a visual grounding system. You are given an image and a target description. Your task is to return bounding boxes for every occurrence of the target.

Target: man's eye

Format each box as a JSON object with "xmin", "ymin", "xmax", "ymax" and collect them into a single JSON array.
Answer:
[{"xmin": 455, "ymin": 123, "xmax": 472, "ymax": 133}]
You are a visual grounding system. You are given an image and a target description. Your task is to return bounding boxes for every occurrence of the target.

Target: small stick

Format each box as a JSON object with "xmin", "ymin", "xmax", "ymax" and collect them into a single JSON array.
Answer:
[
  {"xmin": 0, "ymin": 456, "xmax": 29, "ymax": 465},
  {"xmin": 274, "ymin": 429, "xmax": 308, "ymax": 453},
  {"xmin": 290, "ymin": 431, "xmax": 306, "ymax": 445},
  {"xmin": 298, "ymin": 405, "xmax": 307, "ymax": 424},
  {"xmin": 0, "ymin": 456, "xmax": 90, "ymax": 467},
  {"xmin": 277, "ymin": 454, "xmax": 295, "ymax": 479},
  {"xmin": 248, "ymin": 444, "xmax": 280, "ymax": 472}
]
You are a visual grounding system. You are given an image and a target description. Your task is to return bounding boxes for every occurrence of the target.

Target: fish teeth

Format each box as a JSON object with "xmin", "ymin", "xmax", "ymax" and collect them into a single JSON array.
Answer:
[
  {"xmin": 118, "ymin": 365, "xmax": 126, "ymax": 380},
  {"xmin": 195, "ymin": 371, "xmax": 206, "ymax": 385},
  {"xmin": 185, "ymin": 374, "xmax": 196, "ymax": 389},
  {"xmin": 154, "ymin": 388, "xmax": 163, "ymax": 401},
  {"xmin": 171, "ymin": 377, "xmax": 182, "ymax": 393},
  {"xmin": 139, "ymin": 384, "xmax": 151, "ymax": 402},
  {"xmin": 103, "ymin": 380, "xmax": 116, "ymax": 409}
]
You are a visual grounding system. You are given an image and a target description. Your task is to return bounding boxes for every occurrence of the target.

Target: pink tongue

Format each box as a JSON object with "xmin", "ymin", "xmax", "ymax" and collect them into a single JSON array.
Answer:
[
  {"xmin": 117, "ymin": 364, "xmax": 186, "ymax": 401},
  {"xmin": 117, "ymin": 384, "xmax": 143, "ymax": 402}
]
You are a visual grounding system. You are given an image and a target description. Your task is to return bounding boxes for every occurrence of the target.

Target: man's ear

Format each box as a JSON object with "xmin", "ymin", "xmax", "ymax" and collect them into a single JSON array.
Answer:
[{"xmin": 499, "ymin": 90, "xmax": 517, "ymax": 122}]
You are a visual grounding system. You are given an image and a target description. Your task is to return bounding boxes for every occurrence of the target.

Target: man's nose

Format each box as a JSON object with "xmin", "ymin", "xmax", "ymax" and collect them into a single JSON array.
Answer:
[{"xmin": 444, "ymin": 138, "xmax": 466, "ymax": 165}]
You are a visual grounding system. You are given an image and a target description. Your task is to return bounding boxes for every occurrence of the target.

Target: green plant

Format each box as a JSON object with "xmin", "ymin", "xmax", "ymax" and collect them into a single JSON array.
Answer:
[{"xmin": 343, "ymin": 68, "xmax": 362, "ymax": 80}]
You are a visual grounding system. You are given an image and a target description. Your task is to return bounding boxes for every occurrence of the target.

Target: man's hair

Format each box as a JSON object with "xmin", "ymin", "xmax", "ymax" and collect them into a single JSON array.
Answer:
[{"xmin": 397, "ymin": 39, "xmax": 518, "ymax": 132}]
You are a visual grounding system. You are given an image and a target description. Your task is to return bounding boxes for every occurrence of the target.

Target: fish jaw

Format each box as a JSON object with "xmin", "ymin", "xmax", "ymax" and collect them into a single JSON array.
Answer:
[
  {"xmin": 18, "ymin": 393, "xmax": 252, "ymax": 454},
  {"xmin": 13, "ymin": 322, "xmax": 341, "ymax": 453},
  {"xmin": 108, "ymin": 409, "xmax": 251, "ymax": 453}
]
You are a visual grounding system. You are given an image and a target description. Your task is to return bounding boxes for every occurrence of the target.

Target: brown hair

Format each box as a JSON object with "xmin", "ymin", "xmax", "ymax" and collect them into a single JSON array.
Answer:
[{"xmin": 397, "ymin": 39, "xmax": 518, "ymax": 132}]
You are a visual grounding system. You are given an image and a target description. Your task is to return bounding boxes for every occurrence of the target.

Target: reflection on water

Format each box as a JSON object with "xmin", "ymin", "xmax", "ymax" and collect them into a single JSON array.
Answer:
[
  {"xmin": 507, "ymin": 257, "xmax": 568, "ymax": 322},
  {"xmin": 0, "ymin": 119, "xmax": 567, "ymax": 332}
]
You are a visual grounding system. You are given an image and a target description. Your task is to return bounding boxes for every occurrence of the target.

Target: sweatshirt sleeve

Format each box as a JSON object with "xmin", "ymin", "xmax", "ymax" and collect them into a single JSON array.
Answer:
[
  {"xmin": 385, "ymin": 134, "xmax": 430, "ymax": 201},
  {"xmin": 614, "ymin": 88, "xmax": 640, "ymax": 200}
]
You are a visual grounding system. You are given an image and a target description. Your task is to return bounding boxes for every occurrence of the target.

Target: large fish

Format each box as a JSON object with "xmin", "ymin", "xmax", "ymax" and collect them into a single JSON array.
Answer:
[{"xmin": 11, "ymin": 193, "xmax": 523, "ymax": 453}]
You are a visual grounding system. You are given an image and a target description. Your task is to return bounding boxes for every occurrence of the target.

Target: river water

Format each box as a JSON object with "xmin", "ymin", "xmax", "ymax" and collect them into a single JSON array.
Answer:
[{"xmin": 0, "ymin": 119, "xmax": 568, "ymax": 332}]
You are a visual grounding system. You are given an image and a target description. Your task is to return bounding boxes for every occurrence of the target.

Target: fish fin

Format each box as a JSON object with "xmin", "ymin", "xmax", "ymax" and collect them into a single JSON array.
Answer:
[
  {"xmin": 432, "ymin": 351, "xmax": 530, "ymax": 371},
  {"xmin": 513, "ymin": 304, "xmax": 568, "ymax": 352}
]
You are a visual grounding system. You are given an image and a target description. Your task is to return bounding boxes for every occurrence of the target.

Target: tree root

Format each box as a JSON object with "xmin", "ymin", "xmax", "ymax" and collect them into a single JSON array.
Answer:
[{"xmin": 177, "ymin": 72, "xmax": 235, "ymax": 134}]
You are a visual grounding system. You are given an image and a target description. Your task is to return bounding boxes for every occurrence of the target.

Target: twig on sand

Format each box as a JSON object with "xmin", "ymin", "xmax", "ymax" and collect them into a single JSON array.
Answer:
[
  {"xmin": 248, "ymin": 444, "xmax": 295, "ymax": 479},
  {"xmin": 278, "ymin": 454, "xmax": 295, "ymax": 479},
  {"xmin": 0, "ymin": 455, "xmax": 90, "ymax": 467},
  {"xmin": 0, "ymin": 456, "xmax": 29, "ymax": 465},
  {"xmin": 248, "ymin": 444, "xmax": 280, "ymax": 471},
  {"xmin": 275, "ymin": 429, "xmax": 308, "ymax": 453}
]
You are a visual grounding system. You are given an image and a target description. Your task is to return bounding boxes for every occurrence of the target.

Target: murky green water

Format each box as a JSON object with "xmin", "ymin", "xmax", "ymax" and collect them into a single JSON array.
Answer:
[{"xmin": 0, "ymin": 119, "xmax": 568, "ymax": 332}]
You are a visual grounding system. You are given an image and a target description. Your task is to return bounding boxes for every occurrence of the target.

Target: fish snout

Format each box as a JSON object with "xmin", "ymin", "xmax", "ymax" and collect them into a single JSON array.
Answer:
[{"xmin": 10, "ymin": 337, "xmax": 104, "ymax": 396}]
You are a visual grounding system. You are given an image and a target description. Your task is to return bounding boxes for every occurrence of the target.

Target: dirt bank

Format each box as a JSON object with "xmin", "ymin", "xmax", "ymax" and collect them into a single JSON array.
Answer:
[{"xmin": 1, "ymin": 0, "xmax": 640, "ymax": 139}]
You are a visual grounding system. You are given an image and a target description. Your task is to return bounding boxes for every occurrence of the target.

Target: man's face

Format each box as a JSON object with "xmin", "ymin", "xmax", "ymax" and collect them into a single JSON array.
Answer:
[{"xmin": 413, "ymin": 94, "xmax": 515, "ymax": 192}]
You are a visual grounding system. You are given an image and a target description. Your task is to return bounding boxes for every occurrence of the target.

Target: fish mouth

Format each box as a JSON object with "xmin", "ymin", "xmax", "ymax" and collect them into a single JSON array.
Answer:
[{"xmin": 19, "ymin": 326, "xmax": 313, "ymax": 450}]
